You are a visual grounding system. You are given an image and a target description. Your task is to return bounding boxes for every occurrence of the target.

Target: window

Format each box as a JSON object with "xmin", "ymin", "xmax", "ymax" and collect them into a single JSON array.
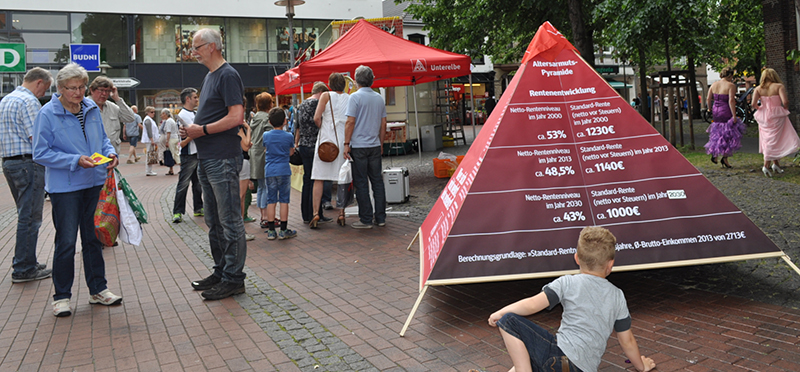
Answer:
[
  {"xmin": 71, "ymin": 14, "xmax": 128, "ymax": 64},
  {"xmin": 11, "ymin": 12, "xmax": 68, "ymax": 31},
  {"xmin": 11, "ymin": 32, "xmax": 69, "ymax": 64},
  {"xmin": 226, "ymin": 18, "xmax": 266, "ymax": 63},
  {"xmin": 134, "ymin": 15, "xmax": 179, "ymax": 63},
  {"xmin": 408, "ymin": 33, "xmax": 425, "ymax": 45},
  {"xmin": 179, "ymin": 16, "xmax": 226, "ymax": 62}
]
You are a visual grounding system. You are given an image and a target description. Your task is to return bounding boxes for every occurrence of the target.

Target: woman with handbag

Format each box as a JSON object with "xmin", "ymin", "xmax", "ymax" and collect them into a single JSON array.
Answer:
[
  {"xmin": 159, "ymin": 108, "xmax": 179, "ymax": 175},
  {"xmin": 32, "ymin": 63, "xmax": 123, "ymax": 317},
  {"xmin": 141, "ymin": 106, "xmax": 159, "ymax": 176},
  {"xmin": 296, "ymin": 82, "xmax": 330, "ymax": 225},
  {"xmin": 310, "ymin": 73, "xmax": 350, "ymax": 228}
]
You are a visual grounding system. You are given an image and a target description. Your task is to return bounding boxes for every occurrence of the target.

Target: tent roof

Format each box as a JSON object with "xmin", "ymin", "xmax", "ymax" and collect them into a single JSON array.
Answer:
[{"xmin": 274, "ymin": 19, "xmax": 471, "ymax": 94}]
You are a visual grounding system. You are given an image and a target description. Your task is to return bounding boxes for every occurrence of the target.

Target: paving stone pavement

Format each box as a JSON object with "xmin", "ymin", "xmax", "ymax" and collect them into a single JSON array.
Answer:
[{"xmin": 0, "ymin": 136, "xmax": 799, "ymax": 371}]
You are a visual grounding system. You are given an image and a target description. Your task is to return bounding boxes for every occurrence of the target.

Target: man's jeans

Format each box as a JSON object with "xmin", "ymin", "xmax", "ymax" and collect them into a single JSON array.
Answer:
[
  {"xmin": 197, "ymin": 155, "xmax": 247, "ymax": 284},
  {"xmin": 350, "ymin": 146, "xmax": 386, "ymax": 224},
  {"xmin": 173, "ymin": 153, "xmax": 203, "ymax": 215},
  {"xmin": 50, "ymin": 185, "xmax": 107, "ymax": 301},
  {"xmin": 496, "ymin": 313, "xmax": 582, "ymax": 372},
  {"xmin": 2, "ymin": 158, "xmax": 45, "ymax": 276}
]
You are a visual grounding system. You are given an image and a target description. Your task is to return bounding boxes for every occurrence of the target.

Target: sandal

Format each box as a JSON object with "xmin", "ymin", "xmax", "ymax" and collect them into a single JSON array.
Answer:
[
  {"xmin": 309, "ymin": 214, "xmax": 320, "ymax": 229},
  {"xmin": 337, "ymin": 212, "xmax": 346, "ymax": 227}
]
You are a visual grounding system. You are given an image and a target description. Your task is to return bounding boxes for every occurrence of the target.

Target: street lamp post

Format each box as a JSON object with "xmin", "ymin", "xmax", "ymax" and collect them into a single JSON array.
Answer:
[{"xmin": 275, "ymin": 0, "xmax": 305, "ymax": 68}]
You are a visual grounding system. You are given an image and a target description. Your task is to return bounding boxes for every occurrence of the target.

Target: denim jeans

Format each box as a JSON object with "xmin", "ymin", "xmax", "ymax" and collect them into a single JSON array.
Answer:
[
  {"xmin": 50, "ymin": 185, "xmax": 107, "ymax": 301},
  {"xmin": 298, "ymin": 146, "xmax": 322, "ymax": 222},
  {"xmin": 2, "ymin": 158, "xmax": 45, "ymax": 276},
  {"xmin": 496, "ymin": 313, "xmax": 582, "ymax": 372},
  {"xmin": 197, "ymin": 155, "xmax": 247, "ymax": 284},
  {"xmin": 322, "ymin": 181, "xmax": 332, "ymax": 204},
  {"xmin": 173, "ymin": 153, "xmax": 203, "ymax": 215},
  {"xmin": 350, "ymin": 146, "xmax": 386, "ymax": 224}
]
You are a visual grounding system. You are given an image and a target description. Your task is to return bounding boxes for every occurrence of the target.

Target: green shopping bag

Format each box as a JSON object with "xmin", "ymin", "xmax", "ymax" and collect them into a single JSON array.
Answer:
[{"xmin": 115, "ymin": 169, "xmax": 148, "ymax": 224}]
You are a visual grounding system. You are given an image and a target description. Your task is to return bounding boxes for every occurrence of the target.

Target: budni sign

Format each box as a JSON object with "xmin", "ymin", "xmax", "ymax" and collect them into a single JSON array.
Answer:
[
  {"xmin": 0, "ymin": 44, "xmax": 26, "ymax": 73},
  {"xmin": 69, "ymin": 44, "xmax": 101, "ymax": 72}
]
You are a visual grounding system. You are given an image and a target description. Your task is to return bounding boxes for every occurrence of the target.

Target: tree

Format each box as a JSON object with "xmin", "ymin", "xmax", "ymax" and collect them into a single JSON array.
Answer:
[
  {"xmin": 711, "ymin": 0, "xmax": 765, "ymax": 83},
  {"xmin": 400, "ymin": 0, "xmax": 597, "ymax": 65}
]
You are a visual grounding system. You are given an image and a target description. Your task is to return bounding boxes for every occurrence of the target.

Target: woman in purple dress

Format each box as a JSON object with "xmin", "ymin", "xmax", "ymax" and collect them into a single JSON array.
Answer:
[{"xmin": 704, "ymin": 67, "xmax": 745, "ymax": 168}]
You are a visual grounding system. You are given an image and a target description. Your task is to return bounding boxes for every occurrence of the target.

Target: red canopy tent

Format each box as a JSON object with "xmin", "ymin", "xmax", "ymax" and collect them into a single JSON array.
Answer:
[{"xmin": 274, "ymin": 19, "xmax": 471, "ymax": 95}]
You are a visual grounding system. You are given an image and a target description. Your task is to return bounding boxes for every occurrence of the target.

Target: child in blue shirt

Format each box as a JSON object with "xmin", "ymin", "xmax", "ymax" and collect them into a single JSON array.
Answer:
[{"xmin": 262, "ymin": 107, "xmax": 297, "ymax": 240}]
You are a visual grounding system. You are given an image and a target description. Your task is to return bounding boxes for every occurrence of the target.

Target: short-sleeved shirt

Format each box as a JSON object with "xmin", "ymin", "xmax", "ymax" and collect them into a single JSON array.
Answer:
[
  {"xmin": 0, "ymin": 86, "xmax": 40, "ymax": 157},
  {"xmin": 263, "ymin": 129, "xmax": 294, "ymax": 177},
  {"xmin": 542, "ymin": 274, "xmax": 631, "ymax": 372},
  {"xmin": 345, "ymin": 87, "xmax": 386, "ymax": 148},
  {"xmin": 296, "ymin": 98, "xmax": 319, "ymax": 147},
  {"xmin": 177, "ymin": 108, "xmax": 198, "ymax": 155},
  {"xmin": 193, "ymin": 63, "xmax": 245, "ymax": 160},
  {"xmin": 124, "ymin": 114, "xmax": 142, "ymax": 137}
]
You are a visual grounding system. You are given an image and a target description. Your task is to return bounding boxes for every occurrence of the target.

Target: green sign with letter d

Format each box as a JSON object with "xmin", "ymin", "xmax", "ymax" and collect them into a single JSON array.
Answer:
[{"xmin": 0, "ymin": 44, "xmax": 26, "ymax": 73}]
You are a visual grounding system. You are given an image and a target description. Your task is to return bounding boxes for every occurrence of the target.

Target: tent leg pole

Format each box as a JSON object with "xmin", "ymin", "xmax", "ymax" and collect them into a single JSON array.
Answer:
[
  {"xmin": 399, "ymin": 285, "xmax": 429, "ymax": 337},
  {"xmin": 469, "ymin": 73, "xmax": 477, "ymax": 143},
  {"xmin": 406, "ymin": 230, "xmax": 420, "ymax": 251},
  {"xmin": 413, "ymin": 84, "xmax": 422, "ymax": 163},
  {"xmin": 781, "ymin": 255, "xmax": 800, "ymax": 277}
]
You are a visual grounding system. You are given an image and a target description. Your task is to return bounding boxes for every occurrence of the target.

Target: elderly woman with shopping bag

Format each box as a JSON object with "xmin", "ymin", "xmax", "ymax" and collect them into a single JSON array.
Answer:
[{"xmin": 33, "ymin": 62, "xmax": 123, "ymax": 318}]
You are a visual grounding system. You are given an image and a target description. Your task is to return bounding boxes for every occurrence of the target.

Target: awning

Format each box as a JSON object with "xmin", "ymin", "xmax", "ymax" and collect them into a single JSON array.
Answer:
[{"xmin": 607, "ymin": 81, "xmax": 630, "ymax": 88}]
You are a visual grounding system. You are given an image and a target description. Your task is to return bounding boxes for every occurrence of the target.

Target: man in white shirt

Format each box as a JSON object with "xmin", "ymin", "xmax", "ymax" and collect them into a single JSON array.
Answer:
[
  {"xmin": 172, "ymin": 87, "xmax": 204, "ymax": 223},
  {"xmin": 87, "ymin": 76, "xmax": 135, "ymax": 155}
]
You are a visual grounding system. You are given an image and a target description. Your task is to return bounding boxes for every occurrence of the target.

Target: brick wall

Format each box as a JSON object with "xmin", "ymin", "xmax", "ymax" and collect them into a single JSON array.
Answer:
[{"xmin": 762, "ymin": 0, "xmax": 799, "ymax": 126}]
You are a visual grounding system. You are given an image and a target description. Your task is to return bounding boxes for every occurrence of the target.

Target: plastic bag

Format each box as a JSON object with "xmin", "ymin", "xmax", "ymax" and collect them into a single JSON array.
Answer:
[
  {"xmin": 94, "ymin": 169, "xmax": 120, "ymax": 247},
  {"xmin": 338, "ymin": 160, "xmax": 352, "ymax": 184},
  {"xmin": 336, "ymin": 183, "xmax": 355, "ymax": 209},
  {"xmin": 437, "ymin": 151, "xmax": 457, "ymax": 161},
  {"xmin": 114, "ymin": 171, "xmax": 142, "ymax": 245},
  {"xmin": 115, "ymin": 169, "xmax": 148, "ymax": 224}
]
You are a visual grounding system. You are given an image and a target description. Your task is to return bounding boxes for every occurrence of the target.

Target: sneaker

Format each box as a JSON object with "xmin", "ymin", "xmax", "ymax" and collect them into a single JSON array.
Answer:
[
  {"xmin": 266, "ymin": 230, "xmax": 277, "ymax": 240},
  {"xmin": 245, "ymin": 233, "xmax": 255, "ymax": 241},
  {"xmin": 319, "ymin": 216, "xmax": 333, "ymax": 224},
  {"xmin": 375, "ymin": 221, "xmax": 386, "ymax": 227},
  {"xmin": 351, "ymin": 221, "xmax": 373, "ymax": 229},
  {"xmin": 126, "ymin": 159, "xmax": 134, "ymax": 164},
  {"xmin": 89, "ymin": 289, "xmax": 122, "ymax": 306},
  {"xmin": 146, "ymin": 171, "xmax": 157, "ymax": 176},
  {"xmin": 172, "ymin": 213, "xmax": 183, "ymax": 223},
  {"xmin": 322, "ymin": 202, "xmax": 333, "ymax": 210},
  {"xmin": 244, "ymin": 216, "xmax": 256, "ymax": 223},
  {"xmin": 201, "ymin": 281, "xmax": 245, "ymax": 300},
  {"xmin": 193, "ymin": 208, "xmax": 204, "ymax": 217},
  {"xmin": 11, "ymin": 268, "xmax": 52, "ymax": 283},
  {"xmin": 278, "ymin": 229, "xmax": 297, "ymax": 240},
  {"xmin": 52, "ymin": 299, "xmax": 71, "ymax": 317},
  {"xmin": 36, "ymin": 263, "xmax": 47, "ymax": 270},
  {"xmin": 135, "ymin": 156, "xmax": 141, "ymax": 162},
  {"xmin": 191, "ymin": 274, "xmax": 221, "ymax": 291}
]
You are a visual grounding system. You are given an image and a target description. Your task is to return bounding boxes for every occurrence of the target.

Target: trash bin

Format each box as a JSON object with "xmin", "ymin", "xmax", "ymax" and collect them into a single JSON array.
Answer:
[{"xmin": 421, "ymin": 124, "xmax": 443, "ymax": 152}]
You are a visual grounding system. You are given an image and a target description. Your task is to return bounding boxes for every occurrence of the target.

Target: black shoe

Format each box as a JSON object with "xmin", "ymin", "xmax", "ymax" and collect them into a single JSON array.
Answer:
[
  {"xmin": 201, "ymin": 281, "xmax": 245, "ymax": 300},
  {"xmin": 191, "ymin": 274, "xmax": 221, "ymax": 291},
  {"xmin": 710, "ymin": 156, "xmax": 718, "ymax": 164},
  {"xmin": 36, "ymin": 263, "xmax": 46, "ymax": 270},
  {"xmin": 11, "ymin": 268, "xmax": 52, "ymax": 283},
  {"xmin": 319, "ymin": 216, "xmax": 333, "ymax": 223}
]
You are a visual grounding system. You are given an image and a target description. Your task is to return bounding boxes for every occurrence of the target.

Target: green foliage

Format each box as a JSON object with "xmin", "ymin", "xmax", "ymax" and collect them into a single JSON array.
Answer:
[{"xmin": 787, "ymin": 49, "xmax": 800, "ymax": 65}]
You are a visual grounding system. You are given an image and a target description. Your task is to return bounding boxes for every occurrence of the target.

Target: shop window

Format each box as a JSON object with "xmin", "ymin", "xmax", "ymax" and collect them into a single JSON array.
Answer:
[
  {"xmin": 71, "ymin": 14, "xmax": 128, "ymax": 64},
  {"xmin": 0, "ymin": 13, "xmax": 6, "ymax": 30},
  {"xmin": 134, "ymin": 15, "xmax": 180, "ymax": 63},
  {"xmin": 11, "ymin": 12, "xmax": 68, "ymax": 31},
  {"xmin": 179, "ymin": 16, "xmax": 226, "ymax": 62},
  {"xmin": 385, "ymin": 87, "xmax": 396, "ymax": 106},
  {"xmin": 10, "ymin": 32, "xmax": 69, "ymax": 64},
  {"xmin": 226, "ymin": 18, "xmax": 266, "ymax": 63}
]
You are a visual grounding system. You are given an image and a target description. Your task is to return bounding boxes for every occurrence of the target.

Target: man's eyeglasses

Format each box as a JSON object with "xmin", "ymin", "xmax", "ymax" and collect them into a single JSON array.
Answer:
[
  {"xmin": 191, "ymin": 43, "xmax": 209, "ymax": 52},
  {"xmin": 62, "ymin": 85, "xmax": 86, "ymax": 93},
  {"xmin": 95, "ymin": 88, "xmax": 112, "ymax": 95}
]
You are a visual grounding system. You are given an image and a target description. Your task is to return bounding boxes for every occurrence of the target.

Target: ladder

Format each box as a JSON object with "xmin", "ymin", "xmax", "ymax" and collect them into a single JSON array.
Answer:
[{"xmin": 435, "ymin": 80, "xmax": 467, "ymax": 146}]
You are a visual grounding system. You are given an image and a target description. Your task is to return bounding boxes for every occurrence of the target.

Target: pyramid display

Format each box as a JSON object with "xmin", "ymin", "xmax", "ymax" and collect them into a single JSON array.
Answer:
[{"xmin": 418, "ymin": 22, "xmax": 783, "ymax": 288}]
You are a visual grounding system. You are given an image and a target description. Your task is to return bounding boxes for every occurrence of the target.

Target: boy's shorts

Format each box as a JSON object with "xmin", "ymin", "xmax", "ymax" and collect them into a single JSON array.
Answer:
[
  {"xmin": 266, "ymin": 175, "xmax": 291, "ymax": 204},
  {"xmin": 496, "ymin": 313, "xmax": 582, "ymax": 372}
]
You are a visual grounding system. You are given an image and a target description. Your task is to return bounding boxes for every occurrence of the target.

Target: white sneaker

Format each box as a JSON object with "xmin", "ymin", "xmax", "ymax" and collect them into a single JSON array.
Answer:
[
  {"xmin": 53, "ymin": 299, "xmax": 71, "ymax": 317},
  {"xmin": 146, "ymin": 171, "xmax": 157, "ymax": 176},
  {"xmin": 245, "ymin": 233, "xmax": 256, "ymax": 241},
  {"xmin": 89, "ymin": 289, "xmax": 122, "ymax": 306}
]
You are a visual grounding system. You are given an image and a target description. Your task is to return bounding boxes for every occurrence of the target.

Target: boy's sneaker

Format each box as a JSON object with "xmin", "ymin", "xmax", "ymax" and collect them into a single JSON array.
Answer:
[
  {"xmin": 193, "ymin": 208, "xmax": 204, "ymax": 217},
  {"xmin": 245, "ymin": 233, "xmax": 255, "ymax": 241},
  {"xmin": 172, "ymin": 213, "xmax": 182, "ymax": 223},
  {"xmin": 278, "ymin": 229, "xmax": 297, "ymax": 240},
  {"xmin": 266, "ymin": 230, "xmax": 277, "ymax": 240},
  {"xmin": 201, "ymin": 281, "xmax": 245, "ymax": 300},
  {"xmin": 11, "ymin": 268, "xmax": 52, "ymax": 283},
  {"xmin": 89, "ymin": 289, "xmax": 122, "ymax": 306},
  {"xmin": 52, "ymin": 299, "xmax": 71, "ymax": 317},
  {"xmin": 191, "ymin": 274, "xmax": 221, "ymax": 290},
  {"xmin": 244, "ymin": 216, "xmax": 256, "ymax": 223},
  {"xmin": 351, "ymin": 221, "xmax": 373, "ymax": 229}
]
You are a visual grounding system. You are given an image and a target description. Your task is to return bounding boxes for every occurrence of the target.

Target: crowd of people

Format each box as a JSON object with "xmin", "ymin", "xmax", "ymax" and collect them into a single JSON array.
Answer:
[{"xmin": 0, "ymin": 28, "xmax": 390, "ymax": 317}]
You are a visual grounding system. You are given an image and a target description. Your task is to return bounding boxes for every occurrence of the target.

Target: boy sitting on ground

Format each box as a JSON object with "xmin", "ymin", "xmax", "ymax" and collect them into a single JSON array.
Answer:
[
  {"xmin": 262, "ymin": 107, "xmax": 297, "ymax": 240},
  {"xmin": 488, "ymin": 226, "xmax": 656, "ymax": 372}
]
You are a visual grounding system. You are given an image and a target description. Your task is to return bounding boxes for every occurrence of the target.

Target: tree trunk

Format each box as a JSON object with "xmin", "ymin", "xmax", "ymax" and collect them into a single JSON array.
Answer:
[
  {"xmin": 638, "ymin": 47, "xmax": 651, "ymax": 122},
  {"xmin": 688, "ymin": 55, "xmax": 701, "ymax": 119},
  {"xmin": 567, "ymin": 0, "xmax": 595, "ymax": 68}
]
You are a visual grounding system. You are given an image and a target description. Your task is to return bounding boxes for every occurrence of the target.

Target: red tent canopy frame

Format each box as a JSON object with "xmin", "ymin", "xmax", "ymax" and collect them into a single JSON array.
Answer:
[{"xmin": 274, "ymin": 19, "xmax": 471, "ymax": 95}]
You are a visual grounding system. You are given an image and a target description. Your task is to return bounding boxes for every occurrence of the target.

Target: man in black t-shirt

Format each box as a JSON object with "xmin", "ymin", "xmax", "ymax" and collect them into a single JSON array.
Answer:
[{"xmin": 180, "ymin": 28, "xmax": 247, "ymax": 301}]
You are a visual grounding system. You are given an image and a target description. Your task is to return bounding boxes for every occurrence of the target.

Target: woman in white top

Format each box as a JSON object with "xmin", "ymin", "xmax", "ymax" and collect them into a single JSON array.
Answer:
[
  {"xmin": 140, "ymin": 106, "xmax": 159, "ymax": 176},
  {"xmin": 159, "ymin": 108, "xmax": 180, "ymax": 175},
  {"xmin": 310, "ymin": 73, "xmax": 350, "ymax": 228}
]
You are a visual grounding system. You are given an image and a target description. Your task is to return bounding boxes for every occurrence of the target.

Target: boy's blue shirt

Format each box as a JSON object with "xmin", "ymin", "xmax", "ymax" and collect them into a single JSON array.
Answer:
[{"xmin": 263, "ymin": 129, "xmax": 294, "ymax": 177}]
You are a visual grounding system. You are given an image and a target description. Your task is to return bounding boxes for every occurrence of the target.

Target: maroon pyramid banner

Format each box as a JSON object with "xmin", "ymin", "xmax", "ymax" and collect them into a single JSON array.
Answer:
[{"xmin": 418, "ymin": 22, "xmax": 782, "ymax": 288}]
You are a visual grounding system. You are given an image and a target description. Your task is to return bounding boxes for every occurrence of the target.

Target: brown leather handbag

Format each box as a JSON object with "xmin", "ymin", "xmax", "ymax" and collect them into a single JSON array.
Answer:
[{"xmin": 317, "ymin": 94, "xmax": 340, "ymax": 162}]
